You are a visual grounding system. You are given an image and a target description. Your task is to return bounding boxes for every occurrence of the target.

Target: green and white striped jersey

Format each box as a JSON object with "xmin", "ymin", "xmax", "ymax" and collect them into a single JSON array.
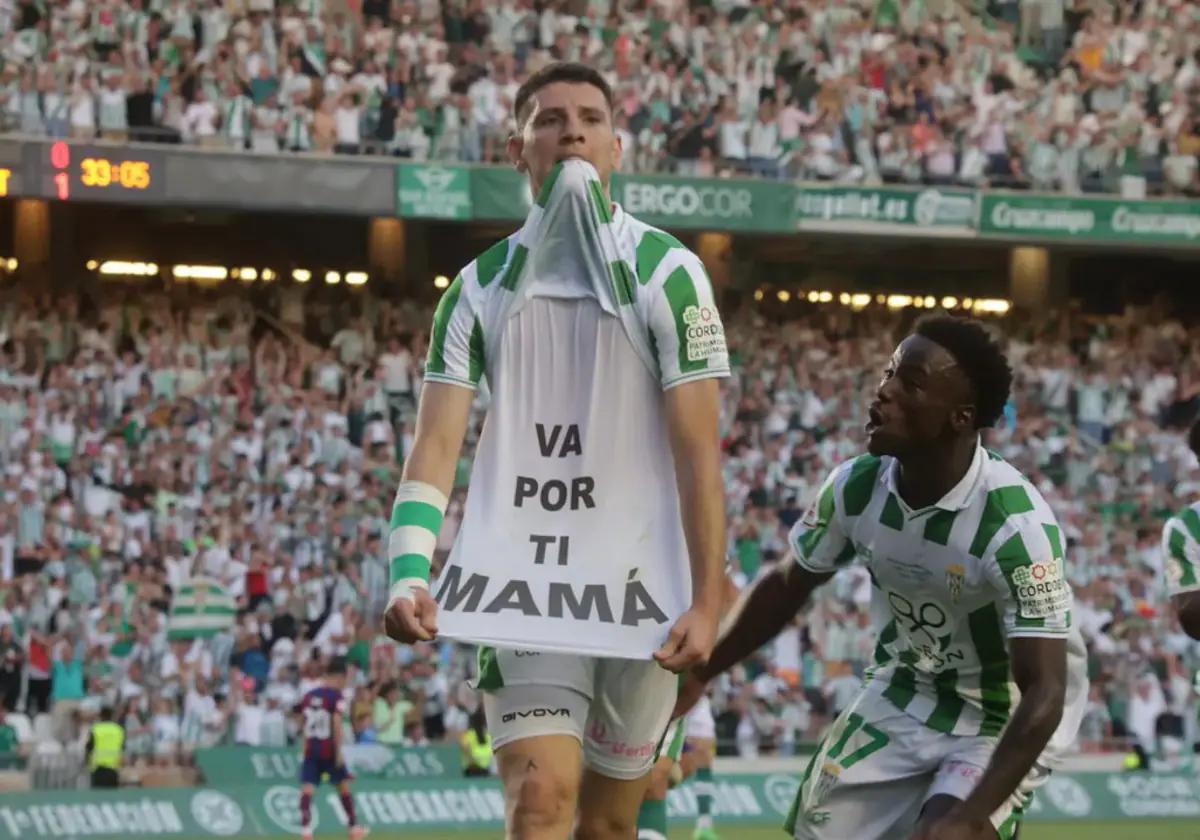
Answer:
[
  {"xmin": 427, "ymin": 164, "xmax": 730, "ymax": 657},
  {"xmin": 425, "ymin": 205, "xmax": 729, "ymax": 392},
  {"xmin": 1162, "ymin": 502, "xmax": 1200, "ymax": 596},
  {"xmin": 790, "ymin": 444, "xmax": 1089, "ymax": 743}
]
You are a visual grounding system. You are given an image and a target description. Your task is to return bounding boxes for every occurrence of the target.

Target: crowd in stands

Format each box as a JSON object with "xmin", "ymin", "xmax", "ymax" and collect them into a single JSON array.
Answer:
[
  {"xmin": 0, "ymin": 275, "xmax": 1198, "ymax": 777},
  {"xmin": 0, "ymin": 0, "xmax": 1199, "ymax": 780},
  {"xmin": 2, "ymin": 0, "xmax": 1199, "ymax": 194}
]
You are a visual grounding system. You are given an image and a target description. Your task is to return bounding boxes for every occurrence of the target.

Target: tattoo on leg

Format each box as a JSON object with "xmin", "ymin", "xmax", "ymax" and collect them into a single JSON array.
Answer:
[{"xmin": 526, "ymin": 759, "xmax": 538, "ymax": 771}]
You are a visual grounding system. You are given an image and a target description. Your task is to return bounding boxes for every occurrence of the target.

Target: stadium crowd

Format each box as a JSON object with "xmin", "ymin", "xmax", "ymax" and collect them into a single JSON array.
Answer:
[
  {"xmin": 2, "ymin": 0, "xmax": 1200, "ymax": 194},
  {"xmin": 0, "ymin": 275, "xmax": 1198, "ymax": 777}
]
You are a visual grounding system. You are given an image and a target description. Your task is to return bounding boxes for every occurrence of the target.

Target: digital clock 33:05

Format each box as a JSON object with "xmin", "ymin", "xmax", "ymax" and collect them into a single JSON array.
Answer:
[{"xmin": 47, "ymin": 141, "xmax": 158, "ymax": 200}]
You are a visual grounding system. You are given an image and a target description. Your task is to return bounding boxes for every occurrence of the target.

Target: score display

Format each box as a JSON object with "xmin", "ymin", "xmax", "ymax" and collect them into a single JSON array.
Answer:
[{"xmin": 44, "ymin": 141, "xmax": 165, "ymax": 202}]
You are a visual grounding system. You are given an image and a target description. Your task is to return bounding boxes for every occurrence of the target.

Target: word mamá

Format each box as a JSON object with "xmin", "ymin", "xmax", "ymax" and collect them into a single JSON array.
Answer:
[
  {"xmin": 435, "ymin": 565, "xmax": 668, "ymax": 626},
  {"xmin": 434, "ymin": 421, "xmax": 670, "ymax": 627}
]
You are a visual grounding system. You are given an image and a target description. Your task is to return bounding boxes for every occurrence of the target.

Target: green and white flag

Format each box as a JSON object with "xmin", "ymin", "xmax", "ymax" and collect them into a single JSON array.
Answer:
[{"xmin": 168, "ymin": 577, "xmax": 236, "ymax": 640}]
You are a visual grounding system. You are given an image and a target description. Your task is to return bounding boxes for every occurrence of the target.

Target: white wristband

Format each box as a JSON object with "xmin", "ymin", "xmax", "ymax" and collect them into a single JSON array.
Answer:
[{"xmin": 388, "ymin": 578, "xmax": 430, "ymax": 608}]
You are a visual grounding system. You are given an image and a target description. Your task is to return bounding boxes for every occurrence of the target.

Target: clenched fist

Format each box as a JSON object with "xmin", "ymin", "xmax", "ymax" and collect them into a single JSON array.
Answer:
[{"xmin": 383, "ymin": 588, "xmax": 439, "ymax": 644}]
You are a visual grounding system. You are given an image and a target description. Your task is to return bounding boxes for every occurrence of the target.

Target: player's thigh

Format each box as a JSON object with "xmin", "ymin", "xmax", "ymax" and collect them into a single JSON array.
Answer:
[
  {"xmin": 926, "ymin": 742, "xmax": 1050, "ymax": 840},
  {"xmin": 299, "ymin": 759, "xmax": 324, "ymax": 787},
  {"xmin": 585, "ymin": 657, "xmax": 678, "ymax": 781},
  {"xmin": 789, "ymin": 692, "xmax": 936, "ymax": 840},
  {"xmin": 793, "ymin": 775, "xmax": 931, "ymax": 840},
  {"xmin": 327, "ymin": 762, "xmax": 351, "ymax": 788},
  {"xmin": 479, "ymin": 650, "xmax": 602, "ymax": 827},
  {"xmin": 482, "ymin": 682, "xmax": 590, "ymax": 752}
]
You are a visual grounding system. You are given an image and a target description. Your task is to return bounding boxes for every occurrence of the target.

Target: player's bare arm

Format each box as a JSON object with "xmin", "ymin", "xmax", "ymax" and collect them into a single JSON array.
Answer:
[
  {"xmin": 654, "ymin": 378, "xmax": 727, "ymax": 672},
  {"xmin": 383, "ymin": 381, "xmax": 475, "ymax": 644},
  {"xmin": 721, "ymin": 573, "xmax": 740, "ymax": 615},
  {"xmin": 918, "ymin": 636, "xmax": 1067, "ymax": 840},
  {"xmin": 674, "ymin": 559, "xmax": 831, "ymax": 716}
]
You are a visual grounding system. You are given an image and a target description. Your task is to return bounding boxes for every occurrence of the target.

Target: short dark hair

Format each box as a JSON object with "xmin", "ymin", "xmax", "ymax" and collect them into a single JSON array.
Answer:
[
  {"xmin": 1188, "ymin": 418, "xmax": 1200, "ymax": 458},
  {"xmin": 913, "ymin": 313, "xmax": 1013, "ymax": 430},
  {"xmin": 513, "ymin": 62, "xmax": 614, "ymax": 125},
  {"xmin": 327, "ymin": 657, "xmax": 348, "ymax": 676}
]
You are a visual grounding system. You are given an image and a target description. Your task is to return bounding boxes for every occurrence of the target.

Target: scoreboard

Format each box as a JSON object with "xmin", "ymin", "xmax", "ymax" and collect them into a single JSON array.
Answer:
[{"xmin": 0, "ymin": 141, "xmax": 168, "ymax": 204}]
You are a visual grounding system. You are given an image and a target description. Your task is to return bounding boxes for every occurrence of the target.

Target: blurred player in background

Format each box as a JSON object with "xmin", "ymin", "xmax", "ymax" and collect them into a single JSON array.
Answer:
[
  {"xmin": 638, "ymin": 573, "xmax": 740, "ymax": 840},
  {"xmin": 296, "ymin": 659, "xmax": 368, "ymax": 840}
]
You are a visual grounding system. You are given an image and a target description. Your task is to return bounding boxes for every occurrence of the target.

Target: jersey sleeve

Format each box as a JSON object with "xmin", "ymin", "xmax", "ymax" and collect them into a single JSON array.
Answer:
[
  {"xmin": 424, "ymin": 271, "xmax": 485, "ymax": 390},
  {"xmin": 643, "ymin": 250, "xmax": 731, "ymax": 390},
  {"xmin": 788, "ymin": 464, "xmax": 856, "ymax": 574},
  {"xmin": 1163, "ymin": 513, "xmax": 1200, "ymax": 596},
  {"xmin": 984, "ymin": 516, "xmax": 1072, "ymax": 639}
]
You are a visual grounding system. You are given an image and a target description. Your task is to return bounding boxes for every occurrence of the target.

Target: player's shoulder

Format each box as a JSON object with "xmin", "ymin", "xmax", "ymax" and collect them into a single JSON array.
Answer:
[
  {"xmin": 455, "ymin": 233, "xmax": 522, "ymax": 298},
  {"xmin": 800, "ymin": 453, "xmax": 886, "ymax": 526},
  {"xmin": 1162, "ymin": 502, "xmax": 1200, "ymax": 555},
  {"xmin": 1163, "ymin": 500, "xmax": 1200, "ymax": 533},
  {"xmin": 971, "ymin": 449, "xmax": 1054, "ymax": 514},
  {"xmin": 967, "ymin": 449, "xmax": 1063, "ymax": 558},
  {"xmin": 618, "ymin": 211, "xmax": 707, "ymax": 289},
  {"xmin": 826, "ymin": 453, "xmax": 888, "ymax": 497}
]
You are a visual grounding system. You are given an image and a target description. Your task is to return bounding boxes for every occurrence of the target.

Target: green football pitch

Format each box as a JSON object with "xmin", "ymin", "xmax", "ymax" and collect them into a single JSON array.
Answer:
[{"xmin": 220, "ymin": 825, "xmax": 1199, "ymax": 840}]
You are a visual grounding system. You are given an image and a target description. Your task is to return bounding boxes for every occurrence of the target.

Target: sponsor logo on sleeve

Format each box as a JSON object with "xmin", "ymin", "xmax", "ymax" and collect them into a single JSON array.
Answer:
[
  {"xmin": 1011, "ymin": 558, "xmax": 1070, "ymax": 619},
  {"xmin": 681, "ymin": 305, "xmax": 726, "ymax": 363}
]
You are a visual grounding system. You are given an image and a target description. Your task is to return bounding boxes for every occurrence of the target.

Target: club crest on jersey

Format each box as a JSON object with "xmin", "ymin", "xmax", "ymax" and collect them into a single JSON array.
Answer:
[
  {"xmin": 945, "ymin": 565, "xmax": 965, "ymax": 603},
  {"xmin": 813, "ymin": 762, "xmax": 840, "ymax": 806}
]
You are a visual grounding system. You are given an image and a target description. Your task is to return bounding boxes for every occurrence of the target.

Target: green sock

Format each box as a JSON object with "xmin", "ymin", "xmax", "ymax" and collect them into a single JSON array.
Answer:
[
  {"xmin": 636, "ymin": 797, "xmax": 668, "ymax": 840},
  {"xmin": 696, "ymin": 766, "xmax": 714, "ymax": 829}
]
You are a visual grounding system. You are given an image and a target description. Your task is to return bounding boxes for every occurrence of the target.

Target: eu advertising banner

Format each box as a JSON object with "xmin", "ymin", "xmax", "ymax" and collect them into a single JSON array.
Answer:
[
  {"xmin": 979, "ymin": 194, "xmax": 1200, "ymax": 244},
  {"xmin": 0, "ymin": 773, "xmax": 1196, "ymax": 838},
  {"xmin": 193, "ymin": 744, "xmax": 461, "ymax": 784},
  {"xmin": 395, "ymin": 164, "xmax": 472, "ymax": 220},
  {"xmin": 795, "ymin": 186, "xmax": 976, "ymax": 235}
]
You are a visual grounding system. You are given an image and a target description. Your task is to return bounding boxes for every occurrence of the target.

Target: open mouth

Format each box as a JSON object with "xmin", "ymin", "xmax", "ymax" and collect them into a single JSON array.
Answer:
[{"xmin": 866, "ymin": 405, "xmax": 885, "ymax": 432}]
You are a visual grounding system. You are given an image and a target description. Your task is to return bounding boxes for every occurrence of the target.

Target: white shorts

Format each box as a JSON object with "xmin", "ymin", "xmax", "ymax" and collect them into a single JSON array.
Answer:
[
  {"xmin": 787, "ymin": 688, "xmax": 1049, "ymax": 840},
  {"xmin": 476, "ymin": 646, "xmax": 677, "ymax": 781},
  {"xmin": 686, "ymin": 695, "xmax": 716, "ymax": 741}
]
